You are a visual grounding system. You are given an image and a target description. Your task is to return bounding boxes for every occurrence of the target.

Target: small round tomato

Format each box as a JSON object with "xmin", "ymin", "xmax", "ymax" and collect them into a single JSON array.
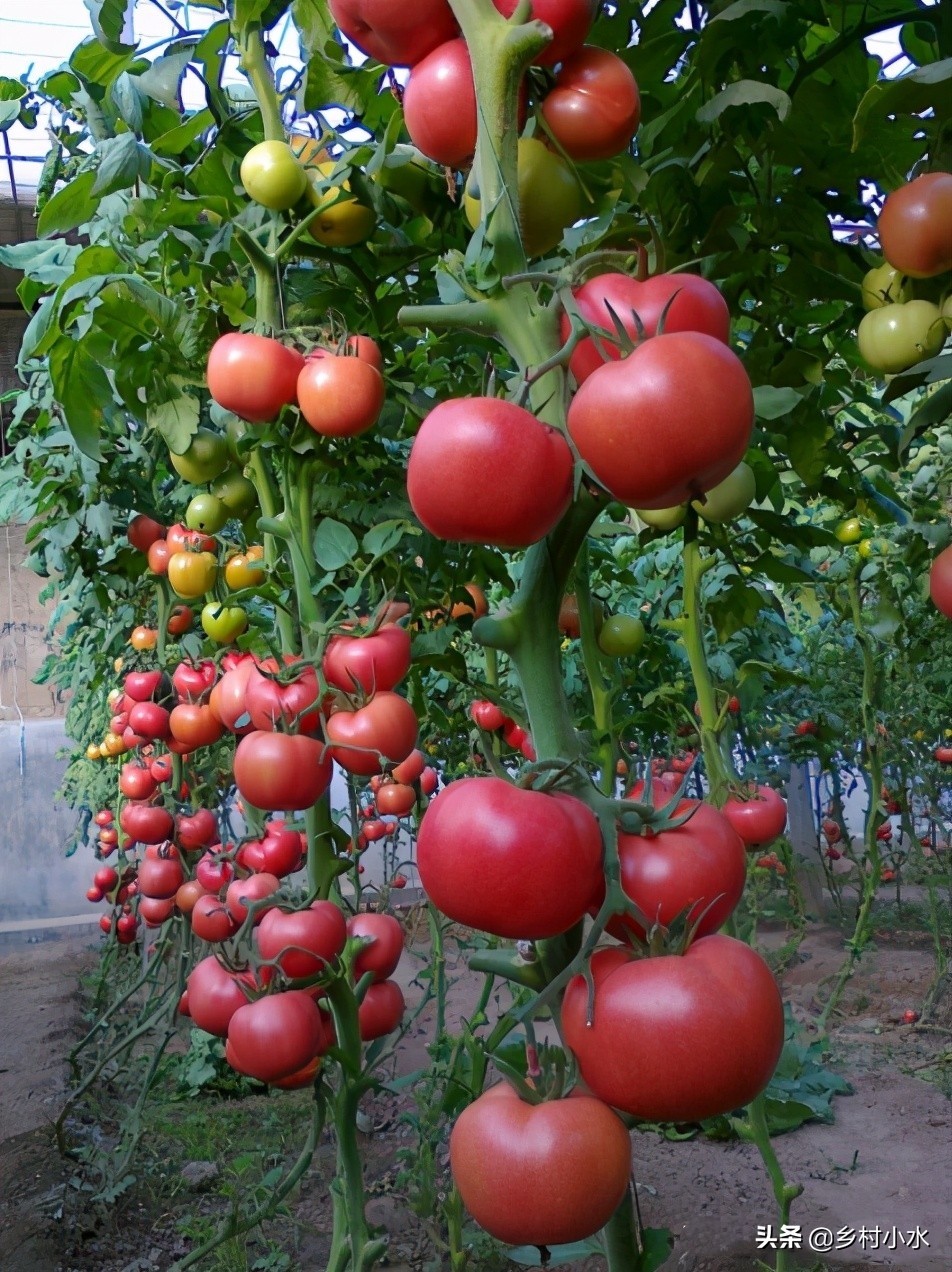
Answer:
[
  {"xmin": 186, "ymin": 493, "xmax": 230, "ymax": 535},
  {"xmin": 147, "ymin": 539, "xmax": 171, "ymax": 575},
  {"xmin": 127, "ymin": 514, "xmax": 166, "ymax": 553},
  {"xmin": 721, "ymin": 785, "xmax": 788, "ymax": 848},
  {"xmin": 597, "ymin": 613, "xmax": 645, "ymax": 657},
  {"xmin": 297, "ymin": 354, "xmax": 384, "ymax": 437},
  {"xmin": 240, "ymin": 140, "xmax": 308, "ymax": 211},
  {"xmin": 224, "ymin": 547, "xmax": 266, "ymax": 591},
  {"xmin": 304, "ymin": 162, "xmax": 375, "ymax": 248},
  {"xmin": 129, "ymin": 625, "xmax": 158, "ymax": 651},
  {"xmin": 375, "ymin": 781, "xmax": 416, "ymax": 817},
  {"xmin": 358, "ymin": 980, "xmax": 405, "ymax": 1040},
  {"xmin": 167, "ymin": 605, "xmax": 194, "ymax": 635},
  {"xmin": 211, "ymin": 469, "xmax": 258, "ymax": 518},
  {"xmin": 348, "ymin": 912, "xmax": 404, "ymax": 983}
]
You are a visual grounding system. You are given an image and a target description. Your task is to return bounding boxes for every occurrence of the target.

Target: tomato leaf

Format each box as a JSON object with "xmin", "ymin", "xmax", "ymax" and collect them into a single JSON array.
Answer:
[
  {"xmin": 313, "ymin": 518, "xmax": 358, "ymax": 571},
  {"xmin": 36, "ymin": 171, "xmax": 99, "ymax": 238},
  {"xmin": 149, "ymin": 393, "xmax": 201, "ymax": 455},
  {"xmin": 852, "ymin": 58, "xmax": 952, "ymax": 150},
  {"xmin": 507, "ymin": 1239, "xmax": 604, "ymax": 1266},
  {"xmin": 696, "ymin": 79, "xmax": 791, "ymax": 124},
  {"xmin": 48, "ymin": 338, "xmax": 112, "ymax": 461}
]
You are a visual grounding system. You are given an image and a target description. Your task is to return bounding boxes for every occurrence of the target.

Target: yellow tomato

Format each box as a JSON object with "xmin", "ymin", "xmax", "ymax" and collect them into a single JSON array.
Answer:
[
  {"xmin": 305, "ymin": 161, "xmax": 376, "ymax": 248},
  {"xmin": 224, "ymin": 546, "xmax": 266, "ymax": 590},
  {"xmin": 167, "ymin": 550, "xmax": 218, "ymax": 599}
]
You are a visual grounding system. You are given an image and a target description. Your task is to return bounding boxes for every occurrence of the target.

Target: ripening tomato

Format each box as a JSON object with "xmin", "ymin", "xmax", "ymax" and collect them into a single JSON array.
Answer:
[
  {"xmin": 403, "ymin": 39, "xmax": 478, "ymax": 167},
  {"xmin": 322, "ymin": 625, "xmax": 411, "ymax": 694},
  {"xmin": 206, "ymin": 333, "xmax": 305, "ymax": 424},
  {"xmin": 450, "ymin": 1084, "xmax": 631, "ymax": 1247},
  {"xmin": 224, "ymin": 546, "xmax": 266, "ymax": 591},
  {"xmin": 147, "ymin": 539, "xmax": 171, "ymax": 575},
  {"xmin": 358, "ymin": 980, "xmax": 405, "ymax": 1040},
  {"xmin": 561, "ymin": 271, "xmax": 731, "ymax": 385},
  {"xmin": 167, "ymin": 605, "xmax": 194, "ymax": 636},
  {"xmin": 929, "ymin": 544, "xmax": 952, "ymax": 619},
  {"xmin": 327, "ymin": 0, "xmax": 458, "ymax": 67},
  {"xmin": 304, "ymin": 162, "xmax": 377, "ymax": 247},
  {"xmin": 562, "ymin": 936, "xmax": 784, "ymax": 1121},
  {"xmin": 877, "ymin": 172, "xmax": 952, "ymax": 278},
  {"xmin": 169, "ymin": 703, "xmax": 225, "ymax": 749},
  {"xmin": 167, "ymin": 550, "xmax": 218, "ymax": 600},
  {"xmin": 567, "ymin": 331, "xmax": 753, "ymax": 508},
  {"xmin": 127, "ymin": 514, "xmax": 166, "ymax": 553},
  {"xmin": 541, "ymin": 47, "xmax": 640, "ymax": 160},
  {"xmin": 348, "ymin": 912, "xmax": 404, "ymax": 983},
  {"xmin": 721, "ymin": 785, "xmax": 788, "ymax": 848},
  {"xmin": 325, "ymin": 693, "xmax": 418, "ymax": 776},
  {"xmin": 417, "ymin": 777, "xmax": 603, "ymax": 939},
  {"xmin": 297, "ymin": 353, "xmax": 384, "ymax": 437},
  {"xmin": 492, "ymin": 0, "xmax": 596, "ymax": 65},
  {"xmin": 233, "ymin": 731, "xmax": 333, "ymax": 811},
  {"xmin": 463, "ymin": 137, "xmax": 583, "ymax": 258},
  {"xmin": 407, "ymin": 398, "xmax": 574, "ymax": 548},
  {"xmin": 240, "ymin": 140, "xmax": 308, "ymax": 210}
]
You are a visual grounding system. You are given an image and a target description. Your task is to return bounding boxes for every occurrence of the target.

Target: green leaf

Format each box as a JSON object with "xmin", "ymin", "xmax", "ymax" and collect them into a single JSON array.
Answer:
[
  {"xmin": 48, "ymin": 339, "xmax": 112, "ymax": 461},
  {"xmin": 853, "ymin": 59, "xmax": 952, "ymax": 150},
  {"xmin": 313, "ymin": 518, "xmax": 359, "ymax": 571},
  {"xmin": 137, "ymin": 47, "xmax": 195, "ymax": 109},
  {"xmin": 869, "ymin": 597, "xmax": 903, "ymax": 640},
  {"xmin": 697, "ymin": 79, "xmax": 791, "ymax": 124},
  {"xmin": 36, "ymin": 171, "xmax": 99, "ymax": 237},
  {"xmin": 882, "ymin": 353, "xmax": 952, "ymax": 404},
  {"xmin": 148, "ymin": 394, "xmax": 200, "ymax": 453},
  {"xmin": 91, "ymin": 133, "xmax": 144, "ymax": 197},
  {"xmin": 83, "ymin": 0, "xmax": 135, "ymax": 54},
  {"xmin": 897, "ymin": 380, "xmax": 952, "ymax": 456},
  {"xmin": 507, "ymin": 1239, "xmax": 604, "ymax": 1266},
  {"xmin": 753, "ymin": 385, "xmax": 805, "ymax": 421},
  {"xmin": 362, "ymin": 519, "xmax": 416, "ymax": 557},
  {"xmin": 111, "ymin": 72, "xmax": 144, "ymax": 131},
  {"xmin": 0, "ymin": 78, "xmax": 25, "ymax": 131}
]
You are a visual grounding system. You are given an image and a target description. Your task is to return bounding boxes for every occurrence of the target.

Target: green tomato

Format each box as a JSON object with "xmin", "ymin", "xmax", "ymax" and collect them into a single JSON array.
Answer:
[
  {"xmin": 240, "ymin": 140, "xmax": 308, "ymax": 211},
  {"xmin": 861, "ymin": 261, "xmax": 913, "ymax": 310},
  {"xmin": 185, "ymin": 493, "xmax": 229, "ymax": 534},
  {"xmin": 858, "ymin": 536, "xmax": 889, "ymax": 560},
  {"xmin": 201, "ymin": 602, "xmax": 249, "ymax": 644},
  {"xmin": 464, "ymin": 137, "xmax": 585, "ymax": 258},
  {"xmin": 211, "ymin": 469, "xmax": 258, "ymax": 517},
  {"xmin": 632, "ymin": 504, "xmax": 687, "ymax": 531},
  {"xmin": 691, "ymin": 462, "xmax": 756, "ymax": 524},
  {"xmin": 374, "ymin": 144, "xmax": 441, "ymax": 215},
  {"xmin": 169, "ymin": 429, "xmax": 230, "ymax": 484},
  {"xmin": 835, "ymin": 517, "xmax": 864, "ymax": 545},
  {"xmin": 597, "ymin": 614, "xmax": 646, "ymax": 658},
  {"xmin": 856, "ymin": 300, "xmax": 945, "ymax": 374},
  {"xmin": 943, "ymin": 294, "xmax": 952, "ymax": 333}
]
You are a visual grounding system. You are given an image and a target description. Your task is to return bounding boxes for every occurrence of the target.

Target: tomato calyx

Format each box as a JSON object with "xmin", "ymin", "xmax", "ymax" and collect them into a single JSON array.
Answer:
[{"xmin": 490, "ymin": 1041, "xmax": 579, "ymax": 1106}]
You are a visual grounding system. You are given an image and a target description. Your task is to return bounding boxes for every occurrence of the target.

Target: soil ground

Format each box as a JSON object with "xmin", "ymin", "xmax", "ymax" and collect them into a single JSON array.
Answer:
[{"xmin": 0, "ymin": 905, "xmax": 949, "ymax": 1272}]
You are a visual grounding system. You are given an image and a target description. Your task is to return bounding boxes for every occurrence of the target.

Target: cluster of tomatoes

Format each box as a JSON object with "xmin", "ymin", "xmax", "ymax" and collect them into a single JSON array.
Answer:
[
  {"xmin": 469, "ymin": 698, "xmax": 537, "ymax": 761},
  {"xmin": 857, "ymin": 171, "xmax": 951, "ymax": 375}
]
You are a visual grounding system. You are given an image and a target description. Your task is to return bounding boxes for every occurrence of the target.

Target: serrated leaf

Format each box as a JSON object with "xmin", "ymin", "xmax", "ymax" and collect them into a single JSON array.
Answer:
[
  {"xmin": 149, "ymin": 394, "xmax": 200, "ymax": 453},
  {"xmin": 697, "ymin": 80, "xmax": 791, "ymax": 124},
  {"xmin": 313, "ymin": 518, "xmax": 358, "ymax": 571}
]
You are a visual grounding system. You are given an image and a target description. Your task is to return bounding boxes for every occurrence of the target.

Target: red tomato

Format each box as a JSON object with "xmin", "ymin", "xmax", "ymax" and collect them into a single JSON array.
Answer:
[
  {"xmin": 245, "ymin": 658, "xmax": 323, "ymax": 733},
  {"xmin": 325, "ymin": 693, "xmax": 418, "ymax": 776},
  {"xmin": 128, "ymin": 701, "xmax": 171, "ymax": 741},
  {"xmin": 470, "ymin": 700, "xmax": 508, "ymax": 732},
  {"xmin": 195, "ymin": 849, "xmax": 235, "ymax": 891},
  {"xmin": 240, "ymin": 821, "xmax": 306, "ymax": 878},
  {"xmin": 173, "ymin": 659, "xmax": 217, "ymax": 703},
  {"xmin": 137, "ymin": 845, "xmax": 184, "ymax": 898},
  {"xmin": 562, "ymin": 936, "xmax": 784, "ymax": 1122},
  {"xmin": 935, "ymin": 746, "xmax": 952, "ymax": 765},
  {"xmin": 120, "ymin": 802, "xmax": 175, "ymax": 846},
  {"xmin": 721, "ymin": 785, "xmax": 788, "ymax": 848},
  {"xmin": 391, "ymin": 747, "xmax": 426, "ymax": 785},
  {"xmin": 119, "ymin": 762, "xmax": 158, "ymax": 801},
  {"xmin": 877, "ymin": 172, "xmax": 952, "ymax": 278},
  {"xmin": 169, "ymin": 703, "xmax": 225, "ymax": 749},
  {"xmin": 190, "ymin": 894, "xmax": 240, "ymax": 942},
  {"xmin": 257, "ymin": 901, "xmax": 348, "ymax": 978},
  {"xmin": 123, "ymin": 669, "xmax": 167, "ymax": 702},
  {"xmin": 344, "ymin": 334, "xmax": 383, "ymax": 370},
  {"xmin": 187, "ymin": 956, "xmax": 260, "ymax": 1037},
  {"xmin": 566, "ymin": 332, "xmax": 753, "ymax": 508},
  {"xmin": 929, "ymin": 544, "xmax": 952, "ymax": 620},
  {"xmin": 561, "ymin": 272, "xmax": 731, "ymax": 385},
  {"xmin": 139, "ymin": 895, "xmax": 175, "ymax": 927},
  {"xmin": 226, "ymin": 991, "xmax": 330, "ymax": 1083},
  {"xmin": 166, "ymin": 605, "xmax": 193, "ymax": 636},
  {"xmin": 174, "ymin": 879, "xmax": 209, "ymax": 915},
  {"xmin": 209, "ymin": 655, "xmax": 260, "ymax": 733},
  {"xmin": 127, "ymin": 514, "xmax": 166, "ymax": 553},
  {"xmin": 407, "ymin": 398, "xmax": 574, "ymax": 547},
  {"xmin": 450, "ymin": 1084, "xmax": 631, "ymax": 1246},
  {"xmin": 358, "ymin": 980, "xmax": 405, "ymax": 1040},
  {"xmin": 297, "ymin": 353, "xmax": 385, "ymax": 437},
  {"xmin": 375, "ymin": 782, "xmax": 416, "ymax": 817},
  {"xmin": 225, "ymin": 873, "xmax": 280, "ymax": 926},
  {"xmin": 233, "ymin": 732, "xmax": 333, "ymax": 811},
  {"xmin": 206, "ymin": 333, "xmax": 305, "ymax": 424},
  {"xmin": 597, "ymin": 800, "xmax": 746, "ymax": 942},
  {"xmin": 149, "ymin": 755, "xmax": 173, "ymax": 783},
  {"xmin": 416, "ymin": 777, "xmax": 603, "ymax": 939},
  {"xmin": 403, "ymin": 39, "xmax": 478, "ymax": 167},
  {"xmin": 492, "ymin": 0, "xmax": 596, "ymax": 65},
  {"xmin": 541, "ymin": 47, "xmax": 640, "ymax": 161},
  {"xmin": 147, "ymin": 539, "xmax": 171, "ymax": 575},
  {"xmin": 348, "ymin": 912, "xmax": 404, "ymax": 983},
  {"xmin": 327, "ymin": 0, "xmax": 458, "ymax": 67},
  {"xmin": 322, "ymin": 625, "xmax": 411, "ymax": 694}
]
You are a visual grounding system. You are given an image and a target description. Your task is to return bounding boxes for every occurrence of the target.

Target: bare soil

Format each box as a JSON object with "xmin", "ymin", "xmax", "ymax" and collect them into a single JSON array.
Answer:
[{"xmin": 0, "ymin": 913, "xmax": 949, "ymax": 1272}]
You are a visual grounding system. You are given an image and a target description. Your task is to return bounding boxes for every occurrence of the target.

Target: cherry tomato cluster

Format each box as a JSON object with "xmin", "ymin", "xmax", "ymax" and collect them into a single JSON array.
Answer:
[{"xmin": 469, "ymin": 699, "xmax": 536, "ymax": 762}]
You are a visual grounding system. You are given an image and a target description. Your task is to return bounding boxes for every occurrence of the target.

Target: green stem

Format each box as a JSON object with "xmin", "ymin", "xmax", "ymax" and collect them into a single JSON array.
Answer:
[
  {"xmin": 575, "ymin": 543, "xmax": 615, "ymax": 795},
  {"xmin": 236, "ymin": 24, "xmax": 285, "ymax": 142},
  {"xmin": 604, "ymin": 1186, "xmax": 639, "ymax": 1272},
  {"xmin": 739, "ymin": 1093, "xmax": 803, "ymax": 1272}
]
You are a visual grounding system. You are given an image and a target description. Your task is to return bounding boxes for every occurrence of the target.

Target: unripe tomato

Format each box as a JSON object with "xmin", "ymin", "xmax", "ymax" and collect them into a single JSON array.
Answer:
[
  {"xmin": 857, "ymin": 300, "xmax": 945, "ymax": 374},
  {"xmin": 210, "ymin": 469, "xmax": 258, "ymax": 517},
  {"xmin": 168, "ymin": 428, "xmax": 230, "ymax": 483},
  {"xmin": 690, "ymin": 461, "xmax": 756, "ymax": 523},
  {"xmin": 633, "ymin": 503, "xmax": 687, "ymax": 531},
  {"xmin": 201, "ymin": 602, "xmax": 248, "ymax": 644},
  {"xmin": 240, "ymin": 140, "xmax": 308, "ymax": 210},
  {"xmin": 835, "ymin": 517, "xmax": 864, "ymax": 544},
  {"xmin": 861, "ymin": 261, "xmax": 913, "ymax": 310},
  {"xmin": 305, "ymin": 163, "xmax": 375, "ymax": 248},
  {"xmin": 464, "ymin": 138, "xmax": 584, "ymax": 258},
  {"xmin": 185, "ymin": 493, "xmax": 229, "ymax": 535},
  {"xmin": 597, "ymin": 613, "xmax": 645, "ymax": 657}
]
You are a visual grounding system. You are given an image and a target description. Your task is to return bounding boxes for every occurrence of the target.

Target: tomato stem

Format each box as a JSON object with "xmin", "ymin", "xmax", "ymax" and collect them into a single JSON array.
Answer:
[{"xmin": 235, "ymin": 25, "xmax": 286, "ymax": 144}]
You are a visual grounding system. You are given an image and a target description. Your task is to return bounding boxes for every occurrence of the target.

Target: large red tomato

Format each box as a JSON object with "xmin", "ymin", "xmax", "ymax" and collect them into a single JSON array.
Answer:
[
  {"xmin": 407, "ymin": 398, "xmax": 574, "ymax": 547},
  {"xmin": 233, "ymin": 732, "xmax": 333, "ymax": 811},
  {"xmin": 416, "ymin": 776, "xmax": 603, "ymax": 939},
  {"xmin": 206, "ymin": 333, "xmax": 305, "ymax": 424},
  {"xmin": 257, "ymin": 901, "xmax": 348, "ymax": 978},
  {"xmin": 450, "ymin": 1084, "xmax": 631, "ymax": 1246},
  {"xmin": 348, "ymin": 912, "xmax": 404, "ymax": 983},
  {"xmin": 209, "ymin": 655, "xmax": 260, "ymax": 733},
  {"xmin": 877, "ymin": 172, "xmax": 952, "ymax": 279},
  {"xmin": 597, "ymin": 800, "xmax": 746, "ymax": 941},
  {"xmin": 327, "ymin": 0, "xmax": 458, "ymax": 67},
  {"xmin": 120, "ymin": 802, "xmax": 175, "ymax": 845},
  {"xmin": 245, "ymin": 658, "xmax": 323, "ymax": 733},
  {"xmin": 325, "ymin": 692, "xmax": 418, "ymax": 776},
  {"xmin": 492, "ymin": 0, "xmax": 596, "ymax": 65},
  {"xmin": 562, "ymin": 936, "xmax": 784, "ymax": 1122},
  {"xmin": 561, "ymin": 272, "xmax": 731, "ymax": 384},
  {"xmin": 403, "ymin": 39, "xmax": 477, "ymax": 168},
  {"xmin": 929, "ymin": 544, "xmax": 952, "ymax": 619},
  {"xmin": 297, "ymin": 354, "xmax": 385, "ymax": 438},
  {"xmin": 566, "ymin": 331, "xmax": 753, "ymax": 508},
  {"xmin": 322, "ymin": 625, "xmax": 411, "ymax": 694},
  {"xmin": 541, "ymin": 47, "xmax": 640, "ymax": 161},
  {"xmin": 358, "ymin": 980, "xmax": 405, "ymax": 1040},
  {"xmin": 226, "ymin": 991, "xmax": 330, "ymax": 1083},
  {"xmin": 721, "ymin": 785, "xmax": 788, "ymax": 848}
]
